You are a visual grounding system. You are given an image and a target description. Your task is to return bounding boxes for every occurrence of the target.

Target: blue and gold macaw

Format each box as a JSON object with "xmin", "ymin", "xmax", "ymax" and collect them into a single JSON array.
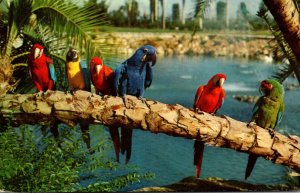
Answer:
[
  {"xmin": 65, "ymin": 48, "xmax": 92, "ymax": 150},
  {"xmin": 245, "ymin": 79, "xmax": 284, "ymax": 179},
  {"xmin": 114, "ymin": 45, "xmax": 157, "ymax": 164}
]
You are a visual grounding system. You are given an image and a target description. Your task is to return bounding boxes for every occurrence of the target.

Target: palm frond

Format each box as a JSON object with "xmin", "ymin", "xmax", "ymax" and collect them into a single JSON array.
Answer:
[
  {"xmin": 192, "ymin": 0, "xmax": 211, "ymax": 36},
  {"xmin": 257, "ymin": 5, "xmax": 300, "ymax": 84},
  {"xmin": 1, "ymin": 0, "xmax": 114, "ymax": 94},
  {"xmin": 31, "ymin": 0, "xmax": 109, "ymax": 61}
]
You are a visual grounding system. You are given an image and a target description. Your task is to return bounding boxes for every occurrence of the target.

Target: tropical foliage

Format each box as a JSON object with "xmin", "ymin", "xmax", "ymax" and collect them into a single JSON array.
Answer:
[
  {"xmin": 257, "ymin": 0, "xmax": 300, "ymax": 84},
  {"xmin": 0, "ymin": 125, "xmax": 154, "ymax": 192},
  {"xmin": 0, "ymin": 0, "xmax": 109, "ymax": 93}
]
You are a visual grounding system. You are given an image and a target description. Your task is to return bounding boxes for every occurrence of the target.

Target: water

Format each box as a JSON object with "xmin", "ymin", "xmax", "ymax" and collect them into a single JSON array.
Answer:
[{"xmin": 108, "ymin": 55, "xmax": 300, "ymax": 191}]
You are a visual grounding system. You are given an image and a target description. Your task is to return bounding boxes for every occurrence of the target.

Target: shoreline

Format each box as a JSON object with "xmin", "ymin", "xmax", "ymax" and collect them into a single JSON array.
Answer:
[{"xmin": 95, "ymin": 32, "xmax": 276, "ymax": 62}]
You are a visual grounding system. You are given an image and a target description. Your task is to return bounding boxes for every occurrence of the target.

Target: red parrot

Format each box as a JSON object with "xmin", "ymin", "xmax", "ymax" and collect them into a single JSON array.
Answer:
[
  {"xmin": 89, "ymin": 57, "xmax": 115, "ymax": 95},
  {"xmin": 193, "ymin": 73, "xmax": 226, "ymax": 178},
  {"xmin": 89, "ymin": 57, "xmax": 120, "ymax": 161},
  {"xmin": 28, "ymin": 43, "xmax": 59, "ymax": 143},
  {"xmin": 28, "ymin": 43, "xmax": 56, "ymax": 92}
]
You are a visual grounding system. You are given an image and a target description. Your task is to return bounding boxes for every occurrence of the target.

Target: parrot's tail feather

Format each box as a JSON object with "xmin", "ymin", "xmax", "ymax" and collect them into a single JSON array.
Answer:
[
  {"xmin": 79, "ymin": 121, "xmax": 91, "ymax": 150},
  {"xmin": 120, "ymin": 127, "xmax": 126, "ymax": 155},
  {"xmin": 121, "ymin": 128, "xmax": 133, "ymax": 164},
  {"xmin": 50, "ymin": 122, "xmax": 61, "ymax": 148},
  {"xmin": 245, "ymin": 153, "xmax": 258, "ymax": 180},
  {"xmin": 109, "ymin": 127, "xmax": 120, "ymax": 162},
  {"xmin": 49, "ymin": 123, "xmax": 59, "ymax": 139},
  {"xmin": 194, "ymin": 140, "xmax": 205, "ymax": 178}
]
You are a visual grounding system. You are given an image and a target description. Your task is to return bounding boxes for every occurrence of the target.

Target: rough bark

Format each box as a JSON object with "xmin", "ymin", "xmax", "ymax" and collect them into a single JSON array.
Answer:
[
  {"xmin": 1, "ymin": 90, "xmax": 300, "ymax": 173},
  {"xmin": 264, "ymin": 0, "xmax": 300, "ymax": 82}
]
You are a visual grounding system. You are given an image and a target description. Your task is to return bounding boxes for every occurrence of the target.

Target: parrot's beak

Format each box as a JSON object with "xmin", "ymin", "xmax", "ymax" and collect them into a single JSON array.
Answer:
[
  {"xmin": 259, "ymin": 86, "xmax": 264, "ymax": 95},
  {"xmin": 95, "ymin": 64, "xmax": 102, "ymax": 74},
  {"xmin": 34, "ymin": 48, "xmax": 42, "ymax": 59},
  {"xmin": 219, "ymin": 78, "xmax": 225, "ymax": 87},
  {"xmin": 73, "ymin": 51, "xmax": 78, "ymax": 60}
]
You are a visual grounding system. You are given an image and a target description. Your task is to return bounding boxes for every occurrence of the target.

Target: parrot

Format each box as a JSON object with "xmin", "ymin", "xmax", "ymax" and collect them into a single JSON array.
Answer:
[
  {"xmin": 28, "ymin": 43, "xmax": 59, "ymax": 142},
  {"xmin": 89, "ymin": 56, "xmax": 120, "ymax": 162},
  {"xmin": 114, "ymin": 45, "xmax": 157, "ymax": 164},
  {"xmin": 28, "ymin": 43, "xmax": 56, "ymax": 92},
  {"xmin": 65, "ymin": 48, "xmax": 92, "ymax": 150},
  {"xmin": 193, "ymin": 73, "xmax": 227, "ymax": 178},
  {"xmin": 244, "ymin": 79, "xmax": 284, "ymax": 180}
]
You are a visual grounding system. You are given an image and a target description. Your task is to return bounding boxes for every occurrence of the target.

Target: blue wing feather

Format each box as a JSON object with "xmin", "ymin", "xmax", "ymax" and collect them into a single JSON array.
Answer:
[
  {"xmin": 145, "ymin": 62, "xmax": 153, "ymax": 88},
  {"xmin": 114, "ymin": 63, "xmax": 127, "ymax": 96},
  {"xmin": 274, "ymin": 102, "xmax": 284, "ymax": 128},
  {"xmin": 80, "ymin": 62, "xmax": 91, "ymax": 92},
  {"xmin": 48, "ymin": 63, "xmax": 57, "ymax": 84}
]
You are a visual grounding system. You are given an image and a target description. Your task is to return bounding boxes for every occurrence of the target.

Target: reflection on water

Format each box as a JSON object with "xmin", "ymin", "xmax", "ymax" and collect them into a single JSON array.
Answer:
[{"xmin": 112, "ymin": 55, "xmax": 300, "ymax": 191}]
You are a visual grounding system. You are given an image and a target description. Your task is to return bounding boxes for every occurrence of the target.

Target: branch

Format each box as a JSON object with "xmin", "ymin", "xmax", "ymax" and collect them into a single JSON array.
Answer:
[{"xmin": 1, "ymin": 90, "xmax": 300, "ymax": 173}]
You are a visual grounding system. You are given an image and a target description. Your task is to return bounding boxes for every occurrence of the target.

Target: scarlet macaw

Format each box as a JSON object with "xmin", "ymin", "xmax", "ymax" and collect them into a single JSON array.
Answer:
[
  {"xmin": 193, "ymin": 73, "xmax": 226, "ymax": 178},
  {"xmin": 28, "ymin": 43, "xmax": 59, "ymax": 141},
  {"xmin": 114, "ymin": 45, "xmax": 157, "ymax": 164},
  {"xmin": 66, "ymin": 48, "xmax": 92, "ymax": 150},
  {"xmin": 245, "ymin": 79, "xmax": 284, "ymax": 179},
  {"xmin": 28, "ymin": 43, "xmax": 56, "ymax": 92},
  {"xmin": 89, "ymin": 56, "xmax": 120, "ymax": 162}
]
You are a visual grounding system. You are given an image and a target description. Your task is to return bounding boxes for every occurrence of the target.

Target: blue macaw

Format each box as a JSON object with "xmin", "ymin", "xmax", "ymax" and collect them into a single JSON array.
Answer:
[
  {"xmin": 65, "ymin": 48, "xmax": 92, "ymax": 151},
  {"xmin": 114, "ymin": 45, "xmax": 157, "ymax": 163}
]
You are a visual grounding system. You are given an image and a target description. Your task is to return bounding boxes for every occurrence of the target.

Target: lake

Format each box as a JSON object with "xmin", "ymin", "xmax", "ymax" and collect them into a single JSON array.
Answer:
[{"xmin": 106, "ymin": 55, "xmax": 300, "ymax": 191}]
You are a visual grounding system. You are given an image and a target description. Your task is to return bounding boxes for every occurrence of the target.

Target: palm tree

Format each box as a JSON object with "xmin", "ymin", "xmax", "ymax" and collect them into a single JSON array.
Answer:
[
  {"xmin": 126, "ymin": 0, "xmax": 133, "ymax": 27},
  {"xmin": 0, "ymin": 0, "xmax": 109, "ymax": 94},
  {"xmin": 160, "ymin": 0, "xmax": 165, "ymax": 29},
  {"xmin": 150, "ymin": 0, "xmax": 157, "ymax": 23},
  {"xmin": 193, "ymin": 0, "xmax": 210, "ymax": 34},
  {"xmin": 261, "ymin": 0, "xmax": 300, "ymax": 84},
  {"xmin": 182, "ymin": 0, "xmax": 186, "ymax": 25},
  {"xmin": 225, "ymin": 0, "xmax": 229, "ymax": 28}
]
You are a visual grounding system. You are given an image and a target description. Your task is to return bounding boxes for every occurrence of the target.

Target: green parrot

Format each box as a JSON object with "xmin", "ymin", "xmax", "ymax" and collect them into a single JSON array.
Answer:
[{"xmin": 245, "ymin": 79, "xmax": 284, "ymax": 180}]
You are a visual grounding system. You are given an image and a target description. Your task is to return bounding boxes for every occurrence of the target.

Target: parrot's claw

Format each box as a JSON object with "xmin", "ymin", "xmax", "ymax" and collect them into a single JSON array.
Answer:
[
  {"xmin": 247, "ymin": 122, "xmax": 255, "ymax": 128},
  {"xmin": 70, "ymin": 90, "xmax": 75, "ymax": 95},
  {"xmin": 88, "ymin": 94, "xmax": 94, "ymax": 100},
  {"xmin": 268, "ymin": 128, "xmax": 275, "ymax": 138},
  {"xmin": 138, "ymin": 96, "xmax": 147, "ymax": 103},
  {"xmin": 194, "ymin": 108, "xmax": 204, "ymax": 115},
  {"xmin": 35, "ymin": 91, "xmax": 44, "ymax": 98}
]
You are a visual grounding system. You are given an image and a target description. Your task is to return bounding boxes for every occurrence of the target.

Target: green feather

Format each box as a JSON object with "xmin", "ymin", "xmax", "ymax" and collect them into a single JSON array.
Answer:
[{"xmin": 252, "ymin": 79, "xmax": 284, "ymax": 129}]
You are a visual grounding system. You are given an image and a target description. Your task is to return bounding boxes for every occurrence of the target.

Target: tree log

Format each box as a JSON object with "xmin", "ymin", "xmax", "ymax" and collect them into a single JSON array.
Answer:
[{"xmin": 1, "ymin": 90, "xmax": 300, "ymax": 173}]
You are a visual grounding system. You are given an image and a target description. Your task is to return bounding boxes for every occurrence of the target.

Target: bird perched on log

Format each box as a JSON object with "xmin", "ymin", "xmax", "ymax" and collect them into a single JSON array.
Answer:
[
  {"xmin": 65, "ymin": 48, "xmax": 92, "ymax": 151},
  {"xmin": 193, "ymin": 73, "xmax": 226, "ymax": 178},
  {"xmin": 89, "ymin": 56, "xmax": 120, "ymax": 161},
  {"xmin": 28, "ymin": 43, "xmax": 56, "ymax": 92},
  {"xmin": 28, "ymin": 43, "xmax": 59, "ymax": 142},
  {"xmin": 245, "ymin": 79, "xmax": 284, "ymax": 180},
  {"xmin": 114, "ymin": 45, "xmax": 157, "ymax": 164}
]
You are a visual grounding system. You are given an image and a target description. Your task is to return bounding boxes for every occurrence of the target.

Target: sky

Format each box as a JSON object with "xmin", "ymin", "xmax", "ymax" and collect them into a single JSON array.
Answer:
[{"xmin": 105, "ymin": 0, "xmax": 262, "ymax": 19}]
